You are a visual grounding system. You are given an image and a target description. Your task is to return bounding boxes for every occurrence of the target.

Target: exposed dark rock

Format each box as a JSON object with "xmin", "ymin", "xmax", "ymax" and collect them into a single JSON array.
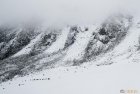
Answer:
[
  {"xmin": 99, "ymin": 28, "xmax": 108, "ymax": 35},
  {"xmin": 64, "ymin": 26, "xmax": 79, "ymax": 49},
  {"xmin": 84, "ymin": 14, "xmax": 132, "ymax": 61},
  {"xmin": 30, "ymin": 33, "xmax": 57, "ymax": 56}
]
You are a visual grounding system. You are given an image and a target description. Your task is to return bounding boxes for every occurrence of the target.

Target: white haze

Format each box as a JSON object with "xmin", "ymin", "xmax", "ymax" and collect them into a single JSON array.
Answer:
[{"xmin": 0, "ymin": 0, "xmax": 140, "ymax": 26}]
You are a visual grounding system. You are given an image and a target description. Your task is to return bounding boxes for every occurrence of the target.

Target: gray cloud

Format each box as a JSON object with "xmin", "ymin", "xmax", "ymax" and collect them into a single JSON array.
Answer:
[{"xmin": 0, "ymin": 0, "xmax": 140, "ymax": 26}]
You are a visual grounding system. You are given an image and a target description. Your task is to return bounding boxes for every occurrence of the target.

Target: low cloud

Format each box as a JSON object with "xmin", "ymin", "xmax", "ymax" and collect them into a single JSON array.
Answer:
[{"xmin": 0, "ymin": 0, "xmax": 140, "ymax": 26}]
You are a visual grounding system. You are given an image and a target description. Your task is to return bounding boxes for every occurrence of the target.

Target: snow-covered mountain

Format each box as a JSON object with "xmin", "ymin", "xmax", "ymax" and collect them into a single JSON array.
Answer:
[{"xmin": 0, "ymin": 14, "xmax": 140, "ymax": 94}]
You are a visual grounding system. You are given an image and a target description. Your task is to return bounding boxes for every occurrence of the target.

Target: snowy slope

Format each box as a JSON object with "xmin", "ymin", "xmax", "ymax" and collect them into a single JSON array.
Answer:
[
  {"xmin": 0, "ymin": 14, "xmax": 140, "ymax": 94},
  {"xmin": 0, "ymin": 21, "xmax": 140, "ymax": 94},
  {"xmin": 44, "ymin": 27, "xmax": 70, "ymax": 54},
  {"xmin": 93, "ymin": 22, "xmax": 140, "ymax": 66},
  {"xmin": 0, "ymin": 58, "xmax": 140, "ymax": 94},
  {"xmin": 63, "ymin": 25, "xmax": 97, "ymax": 62},
  {"xmin": 13, "ymin": 33, "xmax": 43, "ymax": 57}
]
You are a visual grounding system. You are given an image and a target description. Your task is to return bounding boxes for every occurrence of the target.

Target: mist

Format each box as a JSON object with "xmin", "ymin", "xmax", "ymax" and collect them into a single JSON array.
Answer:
[{"xmin": 0, "ymin": 0, "xmax": 140, "ymax": 26}]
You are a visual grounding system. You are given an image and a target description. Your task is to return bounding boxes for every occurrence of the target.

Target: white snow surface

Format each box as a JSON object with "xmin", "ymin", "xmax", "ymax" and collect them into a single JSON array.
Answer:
[
  {"xmin": 92, "ymin": 23, "xmax": 140, "ymax": 65},
  {"xmin": 44, "ymin": 27, "xmax": 70, "ymax": 54},
  {"xmin": 0, "ymin": 59, "xmax": 140, "ymax": 94},
  {"xmin": 0, "ymin": 23, "xmax": 140, "ymax": 94},
  {"xmin": 63, "ymin": 25, "xmax": 97, "ymax": 61},
  {"xmin": 13, "ymin": 33, "xmax": 43, "ymax": 57}
]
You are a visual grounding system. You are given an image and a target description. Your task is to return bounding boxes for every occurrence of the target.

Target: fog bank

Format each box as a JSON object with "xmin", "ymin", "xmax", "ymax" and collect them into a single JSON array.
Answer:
[{"xmin": 0, "ymin": 0, "xmax": 140, "ymax": 26}]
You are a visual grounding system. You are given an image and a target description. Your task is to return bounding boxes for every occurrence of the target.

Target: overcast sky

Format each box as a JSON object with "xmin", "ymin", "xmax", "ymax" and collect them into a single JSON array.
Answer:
[{"xmin": 0, "ymin": 0, "xmax": 140, "ymax": 26}]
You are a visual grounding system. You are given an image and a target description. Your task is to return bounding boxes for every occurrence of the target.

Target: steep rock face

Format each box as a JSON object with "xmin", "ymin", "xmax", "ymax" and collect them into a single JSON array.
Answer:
[
  {"xmin": 0, "ymin": 27, "xmax": 21, "ymax": 60},
  {"xmin": 0, "ymin": 26, "xmax": 39, "ymax": 60},
  {"xmin": 29, "ymin": 32, "xmax": 57, "ymax": 55},
  {"xmin": 44, "ymin": 27, "xmax": 70, "ymax": 54},
  {"xmin": 64, "ymin": 26, "xmax": 80, "ymax": 49},
  {"xmin": 0, "ymin": 26, "xmax": 17, "ymax": 43},
  {"xmin": 63, "ymin": 25, "xmax": 97, "ymax": 65},
  {"xmin": 84, "ymin": 14, "xmax": 133, "ymax": 61}
]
